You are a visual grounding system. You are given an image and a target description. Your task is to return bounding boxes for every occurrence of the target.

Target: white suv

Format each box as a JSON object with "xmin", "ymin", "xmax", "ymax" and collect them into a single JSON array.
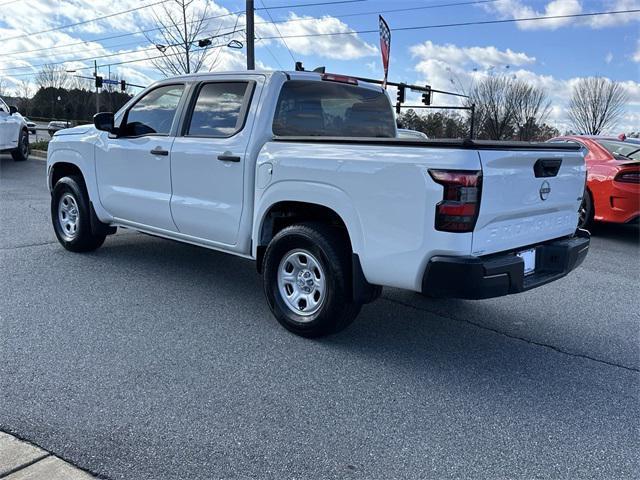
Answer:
[{"xmin": 0, "ymin": 97, "xmax": 29, "ymax": 161}]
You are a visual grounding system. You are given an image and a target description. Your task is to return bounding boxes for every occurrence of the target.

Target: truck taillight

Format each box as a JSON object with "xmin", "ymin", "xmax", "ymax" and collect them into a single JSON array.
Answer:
[{"xmin": 428, "ymin": 169, "xmax": 482, "ymax": 233}]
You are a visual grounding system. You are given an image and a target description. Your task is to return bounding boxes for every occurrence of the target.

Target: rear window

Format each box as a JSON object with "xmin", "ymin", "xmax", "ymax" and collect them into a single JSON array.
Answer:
[
  {"xmin": 598, "ymin": 140, "xmax": 640, "ymax": 161},
  {"xmin": 273, "ymin": 80, "xmax": 395, "ymax": 138}
]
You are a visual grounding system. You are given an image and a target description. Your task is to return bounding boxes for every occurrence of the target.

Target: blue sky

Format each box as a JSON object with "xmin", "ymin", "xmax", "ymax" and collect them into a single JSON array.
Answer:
[{"xmin": 0, "ymin": 0, "xmax": 638, "ymax": 131}]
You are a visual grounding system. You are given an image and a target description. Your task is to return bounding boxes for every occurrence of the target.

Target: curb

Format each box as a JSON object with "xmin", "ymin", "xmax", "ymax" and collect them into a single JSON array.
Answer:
[
  {"xmin": 30, "ymin": 150, "xmax": 47, "ymax": 161},
  {"xmin": 0, "ymin": 432, "xmax": 99, "ymax": 479}
]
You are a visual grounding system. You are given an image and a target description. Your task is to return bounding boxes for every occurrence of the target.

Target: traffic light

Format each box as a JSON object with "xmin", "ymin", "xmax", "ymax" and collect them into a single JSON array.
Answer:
[
  {"xmin": 120, "ymin": 80, "xmax": 126, "ymax": 92},
  {"xmin": 395, "ymin": 84, "xmax": 406, "ymax": 114},
  {"xmin": 95, "ymin": 76, "xmax": 103, "ymax": 88},
  {"xmin": 422, "ymin": 86, "xmax": 432, "ymax": 105}
]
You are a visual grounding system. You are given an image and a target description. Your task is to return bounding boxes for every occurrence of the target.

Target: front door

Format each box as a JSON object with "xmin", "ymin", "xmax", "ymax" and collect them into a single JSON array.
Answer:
[
  {"xmin": 95, "ymin": 84, "xmax": 186, "ymax": 231},
  {"xmin": 170, "ymin": 79, "xmax": 259, "ymax": 245}
]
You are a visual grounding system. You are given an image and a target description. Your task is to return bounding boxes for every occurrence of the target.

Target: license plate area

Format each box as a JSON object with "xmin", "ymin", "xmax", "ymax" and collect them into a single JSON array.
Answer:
[{"xmin": 517, "ymin": 248, "xmax": 536, "ymax": 276}]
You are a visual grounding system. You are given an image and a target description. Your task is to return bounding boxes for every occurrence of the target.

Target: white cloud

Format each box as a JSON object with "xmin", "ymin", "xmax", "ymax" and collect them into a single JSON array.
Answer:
[
  {"xmin": 255, "ymin": 13, "xmax": 377, "ymax": 60},
  {"xmin": 586, "ymin": 0, "xmax": 640, "ymax": 28},
  {"xmin": 0, "ymin": 0, "xmax": 377, "ymax": 92},
  {"xmin": 409, "ymin": 40, "xmax": 640, "ymax": 133},
  {"xmin": 411, "ymin": 41, "xmax": 535, "ymax": 69},
  {"xmin": 605, "ymin": 52, "xmax": 614, "ymax": 63},
  {"xmin": 633, "ymin": 39, "xmax": 640, "ymax": 62},
  {"xmin": 482, "ymin": 0, "xmax": 640, "ymax": 30}
]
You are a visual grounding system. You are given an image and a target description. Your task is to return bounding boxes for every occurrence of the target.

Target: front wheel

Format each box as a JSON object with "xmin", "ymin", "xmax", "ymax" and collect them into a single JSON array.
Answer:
[
  {"xmin": 51, "ymin": 176, "xmax": 106, "ymax": 252},
  {"xmin": 262, "ymin": 223, "xmax": 361, "ymax": 337},
  {"xmin": 11, "ymin": 130, "xmax": 29, "ymax": 161}
]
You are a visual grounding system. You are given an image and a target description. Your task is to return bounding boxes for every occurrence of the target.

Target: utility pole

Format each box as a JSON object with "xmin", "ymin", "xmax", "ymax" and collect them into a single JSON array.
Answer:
[
  {"xmin": 94, "ymin": 60, "xmax": 99, "ymax": 114},
  {"xmin": 182, "ymin": 0, "xmax": 190, "ymax": 73},
  {"xmin": 246, "ymin": 0, "xmax": 255, "ymax": 70}
]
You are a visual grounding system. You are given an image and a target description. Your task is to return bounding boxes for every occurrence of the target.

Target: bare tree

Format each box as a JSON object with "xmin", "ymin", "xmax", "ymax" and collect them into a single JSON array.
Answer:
[
  {"xmin": 36, "ymin": 64, "xmax": 71, "ymax": 90},
  {"xmin": 568, "ymin": 77, "xmax": 628, "ymax": 135},
  {"xmin": 468, "ymin": 76, "xmax": 517, "ymax": 140},
  {"xmin": 467, "ymin": 75, "xmax": 551, "ymax": 140},
  {"xmin": 15, "ymin": 80, "xmax": 33, "ymax": 114},
  {"xmin": 511, "ymin": 82, "xmax": 551, "ymax": 141},
  {"xmin": 144, "ymin": 0, "xmax": 219, "ymax": 76},
  {"xmin": 17, "ymin": 79, "xmax": 33, "ymax": 99}
]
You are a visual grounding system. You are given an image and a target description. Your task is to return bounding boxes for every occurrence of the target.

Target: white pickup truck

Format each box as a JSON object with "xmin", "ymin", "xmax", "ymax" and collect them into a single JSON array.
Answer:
[
  {"xmin": 47, "ymin": 70, "xmax": 589, "ymax": 337},
  {"xmin": 0, "ymin": 96, "xmax": 29, "ymax": 161}
]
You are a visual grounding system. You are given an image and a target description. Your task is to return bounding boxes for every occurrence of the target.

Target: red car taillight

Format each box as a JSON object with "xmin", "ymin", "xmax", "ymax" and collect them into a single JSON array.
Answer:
[
  {"xmin": 429, "ymin": 169, "xmax": 482, "ymax": 233},
  {"xmin": 614, "ymin": 170, "xmax": 640, "ymax": 184}
]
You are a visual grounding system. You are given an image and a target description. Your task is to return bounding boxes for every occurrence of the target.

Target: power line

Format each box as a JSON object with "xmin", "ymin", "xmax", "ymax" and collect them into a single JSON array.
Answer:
[
  {"xmin": 256, "ymin": 8, "xmax": 640, "ymax": 40},
  {"xmin": 0, "ymin": 0, "xmax": 173, "ymax": 43},
  {"xmin": 0, "ymin": 0, "xmax": 366, "ymax": 59},
  {"xmin": 4, "ymin": 6, "xmax": 637, "ymax": 79},
  {"xmin": 0, "ymin": 28, "xmax": 244, "ymax": 73},
  {"xmin": 256, "ymin": 38, "xmax": 285, "ymax": 69},
  {"xmin": 259, "ymin": 0, "xmax": 297, "ymax": 64},
  {"xmin": 6, "ymin": 42, "xmax": 226, "ymax": 79},
  {"xmin": 253, "ymin": 0, "xmax": 504, "ymax": 26}
]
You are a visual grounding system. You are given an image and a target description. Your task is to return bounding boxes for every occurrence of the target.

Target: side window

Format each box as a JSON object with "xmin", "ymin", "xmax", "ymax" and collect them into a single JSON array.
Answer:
[
  {"xmin": 122, "ymin": 84, "xmax": 185, "ymax": 137},
  {"xmin": 186, "ymin": 82, "xmax": 250, "ymax": 137}
]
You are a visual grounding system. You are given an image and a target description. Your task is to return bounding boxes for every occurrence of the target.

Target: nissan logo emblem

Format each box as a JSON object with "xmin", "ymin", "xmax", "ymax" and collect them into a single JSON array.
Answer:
[{"xmin": 539, "ymin": 181, "xmax": 551, "ymax": 201}]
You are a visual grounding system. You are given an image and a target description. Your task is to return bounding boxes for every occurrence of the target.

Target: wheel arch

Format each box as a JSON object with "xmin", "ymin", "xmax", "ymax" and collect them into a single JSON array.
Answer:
[
  {"xmin": 48, "ymin": 161, "xmax": 85, "ymax": 191},
  {"xmin": 253, "ymin": 185, "xmax": 379, "ymax": 304},
  {"xmin": 253, "ymin": 182, "xmax": 365, "ymax": 262}
]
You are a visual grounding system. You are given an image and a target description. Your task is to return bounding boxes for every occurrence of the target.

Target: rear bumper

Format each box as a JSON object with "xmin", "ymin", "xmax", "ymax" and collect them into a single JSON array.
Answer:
[
  {"xmin": 592, "ymin": 179, "xmax": 640, "ymax": 224},
  {"xmin": 421, "ymin": 230, "xmax": 590, "ymax": 299}
]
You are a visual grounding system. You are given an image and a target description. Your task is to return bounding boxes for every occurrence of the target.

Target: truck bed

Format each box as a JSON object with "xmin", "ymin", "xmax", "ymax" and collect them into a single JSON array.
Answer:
[{"xmin": 271, "ymin": 136, "xmax": 583, "ymax": 151}]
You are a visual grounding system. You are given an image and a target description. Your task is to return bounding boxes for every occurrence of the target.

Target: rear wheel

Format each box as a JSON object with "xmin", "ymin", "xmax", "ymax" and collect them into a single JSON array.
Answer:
[
  {"xmin": 262, "ymin": 223, "xmax": 361, "ymax": 337},
  {"xmin": 11, "ymin": 130, "xmax": 29, "ymax": 161},
  {"xmin": 578, "ymin": 189, "xmax": 593, "ymax": 229},
  {"xmin": 51, "ymin": 176, "xmax": 106, "ymax": 252}
]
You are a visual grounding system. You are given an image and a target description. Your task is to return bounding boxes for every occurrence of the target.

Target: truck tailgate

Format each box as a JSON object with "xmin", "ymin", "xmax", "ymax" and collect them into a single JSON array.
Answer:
[{"xmin": 472, "ymin": 149, "xmax": 586, "ymax": 256}]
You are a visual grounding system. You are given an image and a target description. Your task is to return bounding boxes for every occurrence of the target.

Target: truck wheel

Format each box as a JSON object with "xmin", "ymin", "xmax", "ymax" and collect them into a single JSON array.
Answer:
[
  {"xmin": 578, "ymin": 189, "xmax": 593, "ymax": 229},
  {"xmin": 51, "ymin": 176, "xmax": 106, "ymax": 252},
  {"xmin": 262, "ymin": 223, "xmax": 361, "ymax": 337},
  {"xmin": 11, "ymin": 130, "xmax": 29, "ymax": 162}
]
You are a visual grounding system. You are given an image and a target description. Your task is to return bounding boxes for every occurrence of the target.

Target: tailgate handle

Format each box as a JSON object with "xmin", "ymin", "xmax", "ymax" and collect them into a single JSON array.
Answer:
[{"xmin": 534, "ymin": 158, "xmax": 562, "ymax": 178}]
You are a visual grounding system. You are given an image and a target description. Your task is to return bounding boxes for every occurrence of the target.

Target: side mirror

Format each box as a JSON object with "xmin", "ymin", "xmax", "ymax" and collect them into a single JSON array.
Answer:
[
  {"xmin": 94, "ymin": 112, "xmax": 114, "ymax": 132},
  {"xmin": 9, "ymin": 105, "xmax": 18, "ymax": 115}
]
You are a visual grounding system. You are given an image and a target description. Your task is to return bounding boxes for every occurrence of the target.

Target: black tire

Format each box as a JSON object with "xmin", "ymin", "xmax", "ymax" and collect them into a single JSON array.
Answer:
[
  {"xmin": 262, "ymin": 223, "xmax": 361, "ymax": 337},
  {"xmin": 51, "ymin": 176, "xmax": 106, "ymax": 252},
  {"xmin": 11, "ymin": 129, "xmax": 29, "ymax": 161},
  {"xmin": 578, "ymin": 189, "xmax": 594, "ymax": 229}
]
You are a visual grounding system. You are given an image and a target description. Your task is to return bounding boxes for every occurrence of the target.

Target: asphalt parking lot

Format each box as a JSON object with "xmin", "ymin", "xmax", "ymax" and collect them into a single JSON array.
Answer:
[{"xmin": 1, "ymin": 155, "xmax": 638, "ymax": 480}]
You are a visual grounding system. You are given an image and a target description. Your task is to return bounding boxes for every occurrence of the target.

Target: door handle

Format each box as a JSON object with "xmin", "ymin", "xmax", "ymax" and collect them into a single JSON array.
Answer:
[
  {"xmin": 217, "ymin": 154, "xmax": 241, "ymax": 162},
  {"xmin": 534, "ymin": 158, "xmax": 562, "ymax": 178},
  {"xmin": 150, "ymin": 148, "xmax": 169, "ymax": 156}
]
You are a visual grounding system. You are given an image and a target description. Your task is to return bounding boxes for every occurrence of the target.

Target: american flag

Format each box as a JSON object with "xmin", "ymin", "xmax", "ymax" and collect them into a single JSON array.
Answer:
[{"xmin": 379, "ymin": 15, "xmax": 391, "ymax": 89}]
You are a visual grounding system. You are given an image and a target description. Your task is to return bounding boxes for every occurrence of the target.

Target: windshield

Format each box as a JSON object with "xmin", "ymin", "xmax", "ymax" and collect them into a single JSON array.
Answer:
[
  {"xmin": 598, "ymin": 140, "xmax": 640, "ymax": 160},
  {"xmin": 273, "ymin": 80, "xmax": 396, "ymax": 138}
]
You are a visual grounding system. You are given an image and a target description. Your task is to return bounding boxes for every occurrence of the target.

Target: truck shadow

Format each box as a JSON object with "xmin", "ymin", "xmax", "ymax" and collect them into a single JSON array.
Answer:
[
  {"xmin": 589, "ymin": 221, "xmax": 639, "ymax": 245},
  {"xmin": 95, "ymin": 231, "xmax": 637, "ymax": 373}
]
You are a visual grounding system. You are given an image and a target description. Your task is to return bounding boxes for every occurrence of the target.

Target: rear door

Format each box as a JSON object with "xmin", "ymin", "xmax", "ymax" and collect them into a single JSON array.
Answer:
[
  {"xmin": 169, "ymin": 78, "xmax": 260, "ymax": 245},
  {"xmin": 472, "ymin": 148, "xmax": 586, "ymax": 256}
]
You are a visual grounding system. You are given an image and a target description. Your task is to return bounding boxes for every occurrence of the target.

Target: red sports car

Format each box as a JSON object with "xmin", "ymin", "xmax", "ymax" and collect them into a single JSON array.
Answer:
[{"xmin": 549, "ymin": 135, "xmax": 639, "ymax": 228}]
